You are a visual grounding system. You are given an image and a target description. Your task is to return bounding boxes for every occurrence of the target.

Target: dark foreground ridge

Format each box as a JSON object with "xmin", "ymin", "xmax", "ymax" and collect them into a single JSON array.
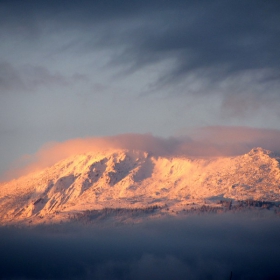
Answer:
[
  {"xmin": 64, "ymin": 200, "xmax": 280, "ymax": 225},
  {"xmin": 188, "ymin": 199, "xmax": 280, "ymax": 215},
  {"xmin": 70, "ymin": 205, "xmax": 162, "ymax": 224}
]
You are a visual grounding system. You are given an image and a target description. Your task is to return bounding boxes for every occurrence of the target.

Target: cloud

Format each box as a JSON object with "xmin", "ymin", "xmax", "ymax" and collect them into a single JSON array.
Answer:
[
  {"xmin": 0, "ymin": 62, "xmax": 87, "ymax": 94},
  {"xmin": 0, "ymin": 62, "xmax": 25, "ymax": 92},
  {"xmin": 1, "ymin": 0, "xmax": 280, "ymax": 111},
  {"xmin": 3, "ymin": 126, "xmax": 280, "ymax": 180},
  {"xmin": 4, "ymin": 134, "xmax": 178, "ymax": 179},
  {"xmin": 2, "ymin": 0, "xmax": 280, "ymax": 80},
  {"xmin": 189, "ymin": 126, "xmax": 280, "ymax": 154},
  {"xmin": 0, "ymin": 213, "xmax": 280, "ymax": 279}
]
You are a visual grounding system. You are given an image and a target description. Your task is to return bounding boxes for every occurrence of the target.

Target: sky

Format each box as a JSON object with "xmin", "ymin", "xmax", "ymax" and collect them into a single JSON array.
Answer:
[{"xmin": 1, "ymin": 0, "xmax": 280, "ymax": 177}]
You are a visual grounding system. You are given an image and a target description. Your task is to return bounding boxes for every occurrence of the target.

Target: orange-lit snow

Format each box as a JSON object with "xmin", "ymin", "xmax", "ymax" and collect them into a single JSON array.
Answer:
[
  {"xmin": 0, "ymin": 147, "xmax": 279, "ymax": 224},
  {"xmin": 5, "ymin": 127, "xmax": 280, "ymax": 181}
]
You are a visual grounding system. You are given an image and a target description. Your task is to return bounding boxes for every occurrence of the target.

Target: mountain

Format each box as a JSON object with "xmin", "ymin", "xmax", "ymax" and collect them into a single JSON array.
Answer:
[{"xmin": 0, "ymin": 147, "xmax": 280, "ymax": 225}]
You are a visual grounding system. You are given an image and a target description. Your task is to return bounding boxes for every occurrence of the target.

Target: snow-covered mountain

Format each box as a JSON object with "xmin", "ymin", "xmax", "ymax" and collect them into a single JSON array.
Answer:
[{"xmin": 0, "ymin": 147, "xmax": 280, "ymax": 224}]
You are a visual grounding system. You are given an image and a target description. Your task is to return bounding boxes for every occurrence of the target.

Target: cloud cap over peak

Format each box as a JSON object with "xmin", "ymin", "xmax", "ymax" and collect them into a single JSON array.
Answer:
[{"xmin": 3, "ymin": 126, "xmax": 280, "ymax": 180}]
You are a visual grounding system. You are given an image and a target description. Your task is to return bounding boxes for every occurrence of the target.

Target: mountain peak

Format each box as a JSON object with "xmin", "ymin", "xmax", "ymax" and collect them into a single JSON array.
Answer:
[
  {"xmin": 247, "ymin": 147, "xmax": 271, "ymax": 156},
  {"xmin": 1, "ymin": 147, "xmax": 280, "ymax": 225}
]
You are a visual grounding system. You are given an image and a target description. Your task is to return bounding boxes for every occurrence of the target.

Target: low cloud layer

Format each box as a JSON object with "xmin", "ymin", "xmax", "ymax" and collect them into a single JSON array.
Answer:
[
  {"xmin": 4, "ymin": 126, "xmax": 280, "ymax": 181},
  {"xmin": 0, "ymin": 213, "xmax": 279, "ymax": 279}
]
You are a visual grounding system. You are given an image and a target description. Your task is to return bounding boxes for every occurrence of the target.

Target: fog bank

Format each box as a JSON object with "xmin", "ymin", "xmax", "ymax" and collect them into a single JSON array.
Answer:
[{"xmin": 0, "ymin": 213, "xmax": 280, "ymax": 279}]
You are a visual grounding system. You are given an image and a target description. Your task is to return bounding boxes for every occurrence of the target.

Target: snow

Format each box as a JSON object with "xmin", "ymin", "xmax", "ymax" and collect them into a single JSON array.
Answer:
[{"xmin": 0, "ymin": 148, "xmax": 280, "ymax": 224}]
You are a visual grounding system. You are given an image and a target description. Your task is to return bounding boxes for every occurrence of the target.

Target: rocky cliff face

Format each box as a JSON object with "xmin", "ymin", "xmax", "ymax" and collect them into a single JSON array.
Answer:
[{"xmin": 0, "ymin": 147, "xmax": 279, "ymax": 224}]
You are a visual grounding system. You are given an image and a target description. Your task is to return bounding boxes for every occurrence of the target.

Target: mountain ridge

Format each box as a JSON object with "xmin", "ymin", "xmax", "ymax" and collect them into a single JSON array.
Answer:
[{"xmin": 0, "ymin": 147, "xmax": 280, "ymax": 225}]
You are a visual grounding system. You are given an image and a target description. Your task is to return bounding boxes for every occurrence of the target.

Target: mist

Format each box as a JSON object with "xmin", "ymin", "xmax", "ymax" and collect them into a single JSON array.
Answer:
[
  {"xmin": 0, "ymin": 213, "xmax": 280, "ymax": 280},
  {"xmin": 4, "ymin": 126, "xmax": 280, "ymax": 181}
]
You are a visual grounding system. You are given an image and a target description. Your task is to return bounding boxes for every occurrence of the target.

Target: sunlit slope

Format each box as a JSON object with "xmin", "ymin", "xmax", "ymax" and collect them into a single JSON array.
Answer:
[{"xmin": 0, "ymin": 147, "xmax": 280, "ymax": 223}]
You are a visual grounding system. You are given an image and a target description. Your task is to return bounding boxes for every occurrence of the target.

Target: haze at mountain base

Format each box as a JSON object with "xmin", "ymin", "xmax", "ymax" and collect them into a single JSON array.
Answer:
[{"xmin": 0, "ymin": 213, "xmax": 279, "ymax": 280}]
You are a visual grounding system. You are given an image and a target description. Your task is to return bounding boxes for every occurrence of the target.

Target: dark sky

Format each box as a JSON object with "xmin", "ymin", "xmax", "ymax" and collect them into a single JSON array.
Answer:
[{"xmin": 1, "ymin": 0, "xmax": 280, "ymax": 176}]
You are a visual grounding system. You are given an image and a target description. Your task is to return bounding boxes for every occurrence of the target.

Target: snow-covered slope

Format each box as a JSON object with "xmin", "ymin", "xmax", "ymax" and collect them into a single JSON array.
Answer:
[{"xmin": 0, "ymin": 147, "xmax": 280, "ymax": 224}]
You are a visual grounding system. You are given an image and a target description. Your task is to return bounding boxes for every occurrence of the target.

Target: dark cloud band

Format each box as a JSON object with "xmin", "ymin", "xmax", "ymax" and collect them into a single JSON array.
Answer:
[{"xmin": 1, "ymin": 0, "xmax": 279, "ymax": 73}]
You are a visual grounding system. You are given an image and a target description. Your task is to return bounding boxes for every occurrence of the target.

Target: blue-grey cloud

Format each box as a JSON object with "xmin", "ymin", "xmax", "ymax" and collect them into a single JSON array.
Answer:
[
  {"xmin": 0, "ymin": 62, "xmax": 24, "ymax": 92},
  {"xmin": 1, "ymin": 1, "xmax": 279, "ymax": 75},
  {"xmin": 0, "ymin": 62, "xmax": 87, "ymax": 93},
  {"xmin": 1, "ymin": 0, "xmax": 279, "ymax": 112}
]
